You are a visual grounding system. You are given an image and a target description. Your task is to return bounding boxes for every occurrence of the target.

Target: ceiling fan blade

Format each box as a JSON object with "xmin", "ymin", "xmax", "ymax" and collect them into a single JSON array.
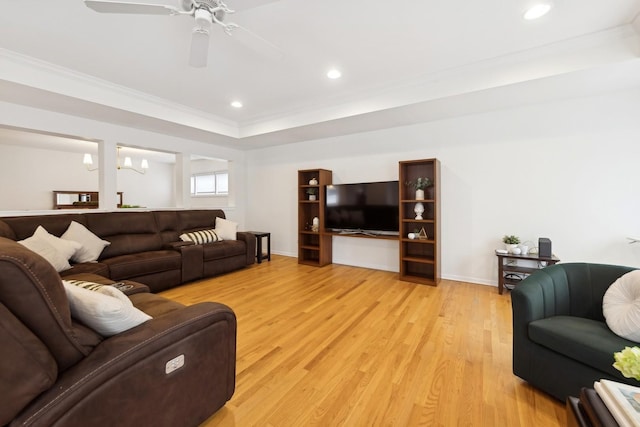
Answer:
[
  {"xmin": 189, "ymin": 27, "xmax": 211, "ymax": 67},
  {"xmin": 230, "ymin": 25, "xmax": 284, "ymax": 61},
  {"xmin": 84, "ymin": 0, "xmax": 180, "ymax": 15}
]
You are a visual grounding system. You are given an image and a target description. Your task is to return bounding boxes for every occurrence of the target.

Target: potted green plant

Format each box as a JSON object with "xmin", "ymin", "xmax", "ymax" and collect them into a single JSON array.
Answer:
[
  {"xmin": 306, "ymin": 187, "xmax": 317, "ymax": 201},
  {"xmin": 503, "ymin": 235, "xmax": 521, "ymax": 253},
  {"xmin": 405, "ymin": 177, "xmax": 432, "ymax": 200}
]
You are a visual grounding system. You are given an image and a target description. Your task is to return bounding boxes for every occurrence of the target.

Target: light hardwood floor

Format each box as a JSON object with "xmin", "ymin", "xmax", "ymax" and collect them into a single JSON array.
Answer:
[{"xmin": 161, "ymin": 255, "xmax": 566, "ymax": 426}]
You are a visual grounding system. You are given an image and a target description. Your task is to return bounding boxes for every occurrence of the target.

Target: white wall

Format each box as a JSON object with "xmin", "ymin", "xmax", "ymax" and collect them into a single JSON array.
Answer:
[
  {"xmin": 245, "ymin": 88, "xmax": 640, "ymax": 286},
  {"xmin": 3, "ymin": 87, "xmax": 640, "ymax": 288},
  {"xmin": 0, "ymin": 144, "xmax": 97, "ymax": 211},
  {"xmin": 0, "ymin": 102, "xmax": 248, "ymax": 226}
]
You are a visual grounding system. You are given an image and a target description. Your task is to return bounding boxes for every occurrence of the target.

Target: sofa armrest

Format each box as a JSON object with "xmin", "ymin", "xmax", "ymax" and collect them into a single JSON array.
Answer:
[
  {"xmin": 511, "ymin": 267, "xmax": 571, "ymax": 384},
  {"xmin": 237, "ymin": 232, "xmax": 256, "ymax": 265},
  {"xmin": 13, "ymin": 302, "xmax": 236, "ymax": 427},
  {"xmin": 164, "ymin": 241, "xmax": 195, "ymax": 249}
]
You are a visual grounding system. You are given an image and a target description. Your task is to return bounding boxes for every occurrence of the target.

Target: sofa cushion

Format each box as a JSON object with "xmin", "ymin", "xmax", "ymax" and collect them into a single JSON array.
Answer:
[
  {"xmin": 603, "ymin": 270, "xmax": 640, "ymax": 341},
  {"xmin": 62, "ymin": 280, "xmax": 152, "ymax": 336},
  {"xmin": 529, "ymin": 315, "xmax": 638, "ymax": 378},
  {"xmin": 180, "ymin": 229, "xmax": 221, "ymax": 244},
  {"xmin": 18, "ymin": 225, "xmax": 83, "ymax": 272},
  {"xmin": 202, "ymin": 241, "xmax": 246, "ymax": 261},
  {"xmin": 176, "ymin": 209, "xmax": 223, "ymax": 231},
  {"xmin": 18, "ymin": 234, "xmax": 73, "ymax": 272},
  {"xmin": 84, "ymin": 211, "xmax": 163, "ymax": 259},
  {"xmin": 215, "ymin": 217, "xmax": 237, "ymax": 241},
  {"xmin": 34, "ymin": 226, "xmax": 82, "ymax": 260},
  {"xmin": 61, "ymin": 220, "xmax": 111, "ymax": 263},
  {"xmin": 102, "ymin": 250, "xmax": 182, "ymax": 281},
  {"xmin": 0, "ymin": 214, "xmax": 86, "ymax": 241},
  {"xmin": 60, "ymin": 261, "xmax": 110, "ymax": 278},
  {"xmin": 129, "ymin": 292, "xmax": 186, "ymax": 317},
  {"xmin": 0, "ymin": 303, "xmax": 57, "ymax": 426}
]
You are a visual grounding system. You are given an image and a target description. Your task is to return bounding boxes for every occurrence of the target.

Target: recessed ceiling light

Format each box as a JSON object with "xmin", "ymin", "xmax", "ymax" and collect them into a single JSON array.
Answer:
[
  {"xmin": 524, "ymin": 3, "xmax": 552, "ymax": 20},
  {"xmin": 231, "ymin": 101, "xmax": 243, "ymax": 108},
  {"xmin": 327, "ymin": 69, "xmax": 342, "ymax": 79}
]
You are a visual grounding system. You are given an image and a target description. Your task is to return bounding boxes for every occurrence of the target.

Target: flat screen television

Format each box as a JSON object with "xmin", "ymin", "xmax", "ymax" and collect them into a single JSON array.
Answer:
[{"xmin": 324, "ymin": 181, "xmax": 399, "ymax": 236}]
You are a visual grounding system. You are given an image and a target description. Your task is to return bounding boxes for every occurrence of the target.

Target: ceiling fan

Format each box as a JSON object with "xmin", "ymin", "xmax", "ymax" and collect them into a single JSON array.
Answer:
[{"xmin": 84, "ymin": 0, "xmax": 282, "ymax": 67}]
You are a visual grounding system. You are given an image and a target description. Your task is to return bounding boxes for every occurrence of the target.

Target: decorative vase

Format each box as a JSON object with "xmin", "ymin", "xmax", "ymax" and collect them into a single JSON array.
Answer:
[
  {"xmin": 505, "ymin": 243, "xmax": 518, "ymax": 253},
  {"xmin": 309, "ymin": 178, "xmax": 318, "ymax": 185},
  {"xmin": 312, "ymin": 217, "xmax": 319, "ymax": 232},
  {"xmin": 415, "ymin": 189, "xmax": 425, "ymax": 200},
  {"xmin": 414, "ymin": 202, "xmax": 425, "ymax": 220},
  {"xmin": 309, "ymin": 194, "xmax": 316, "ymax": 201}
]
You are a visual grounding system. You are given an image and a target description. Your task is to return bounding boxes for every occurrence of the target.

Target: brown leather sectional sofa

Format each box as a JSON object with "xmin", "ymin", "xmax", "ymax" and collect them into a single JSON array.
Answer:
[
  {"xmin": 0, "ymin": 236, "xmax": 237, "ymax": 426},
  {"xmin": 0, "ymin": 209, "xmax": 256, "ymax": 292},
  {"xmin": 0, "ymin": 209, "xmax": 252, "ymax": 424}
]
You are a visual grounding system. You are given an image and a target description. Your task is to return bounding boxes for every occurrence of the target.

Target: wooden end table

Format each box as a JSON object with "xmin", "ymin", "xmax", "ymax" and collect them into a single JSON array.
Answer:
[
  {"xmin": 496, "ymin": 251, "xmax": 560, "ymax": 294},
  {"xmin": 247, "ymin": 231, "xmax": 271, "ymax": 264}
]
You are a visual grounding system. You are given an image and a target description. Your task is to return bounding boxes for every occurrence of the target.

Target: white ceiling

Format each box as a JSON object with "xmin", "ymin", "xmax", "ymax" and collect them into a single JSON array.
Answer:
[{"xmin": 1, "ymin": 0, "xmax": 640, "ymax": 150}]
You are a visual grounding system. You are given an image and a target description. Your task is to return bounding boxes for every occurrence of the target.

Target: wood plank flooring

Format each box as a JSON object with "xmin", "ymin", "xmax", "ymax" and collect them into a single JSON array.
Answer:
[{"xmin": 160, "ymin": 255, "xmax": 566, "ymax": 426}]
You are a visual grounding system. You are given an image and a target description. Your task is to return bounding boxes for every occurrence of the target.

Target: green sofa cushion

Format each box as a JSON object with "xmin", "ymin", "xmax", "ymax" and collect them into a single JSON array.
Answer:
[{"xmin": 529, "ymin": 315, "xmax": 639, "ymax": 379}]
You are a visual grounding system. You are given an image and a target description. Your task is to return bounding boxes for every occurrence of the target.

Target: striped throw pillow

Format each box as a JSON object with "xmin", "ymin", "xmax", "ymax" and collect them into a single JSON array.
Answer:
[
  {"xmin": 64, "ymin": 279, "xmax": 105, "ymax": 291},
  {"xmin": 179, "ymin": 229, "xmax": 222, "ymax": 244}
]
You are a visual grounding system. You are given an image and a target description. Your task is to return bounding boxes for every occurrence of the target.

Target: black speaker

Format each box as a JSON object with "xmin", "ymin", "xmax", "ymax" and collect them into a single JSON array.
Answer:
[{"xmin": 539, "ymin": 238, "xmax": 552, "ymax": 257}]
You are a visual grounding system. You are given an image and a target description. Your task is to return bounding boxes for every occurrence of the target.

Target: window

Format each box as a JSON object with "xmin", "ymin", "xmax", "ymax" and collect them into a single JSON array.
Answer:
[{"xmin": 191, "ymin": 171, "xmax": 228, "ymax": 196}]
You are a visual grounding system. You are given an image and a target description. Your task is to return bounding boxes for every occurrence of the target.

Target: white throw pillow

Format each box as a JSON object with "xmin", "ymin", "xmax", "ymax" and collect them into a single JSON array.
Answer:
[
  {"xmin": 180, "ymin": 229, "xmax": 222, "ymax": 244},
  {"xmin": 214, "ymin": 217, "xmax": 238, "ymax": 241},
  {"xmin": 62, "ymin": 280, "xmax": 151, "ymax": 336},
  {"xmin": 603, "ymin": 270, "xmax": 640, "ymax": 341},
  {"xmin": 19, "ymin": 237, "xmax": 71, "ymax": 272},
  {"xmin": 34, "ymin": 226, "xmax": 82, "ymax": 261},
  {"xmin": 61, "ymin": 221, "xmax": 111, "ymax": 263}
]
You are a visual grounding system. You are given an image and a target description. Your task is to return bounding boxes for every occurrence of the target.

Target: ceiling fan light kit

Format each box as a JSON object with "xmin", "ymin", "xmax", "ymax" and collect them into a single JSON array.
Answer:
[{"xmin": 83, "ymin": 0, "xmax": 274, "ymax": 67}]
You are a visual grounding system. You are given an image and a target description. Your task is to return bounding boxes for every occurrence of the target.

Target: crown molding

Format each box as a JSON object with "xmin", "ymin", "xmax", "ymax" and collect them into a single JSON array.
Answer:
[
  {"xmin": 239, "ymin": 24, "xmax": 640, "ymax": 137},
  {"xmin": 1, "ymin": 23, "xmax": 639, "ymax": 148},
  {"xmin": 0, "ymin": 48, "xmax": 240, "ymax": 138}
]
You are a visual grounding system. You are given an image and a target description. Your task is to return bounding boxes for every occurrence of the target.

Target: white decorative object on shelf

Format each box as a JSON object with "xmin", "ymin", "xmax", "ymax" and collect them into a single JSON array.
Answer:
[
  {"xmin": 312, "ymin": 217, "xmax": 319, "ymax": 232},
  {"xmin": 309, "ymin": 178, "xmax": 318, "ymax": 185},
  {"xmin": 408, "ymin": 233, "xmax": 416, "ymax": 240},
  {"xmin": 414, "ymin": 202, "xmax": 424, "ymax": 220},
  {"xmin": 415, "ymin": 189, "xmax": 425, "ymax": 200}
]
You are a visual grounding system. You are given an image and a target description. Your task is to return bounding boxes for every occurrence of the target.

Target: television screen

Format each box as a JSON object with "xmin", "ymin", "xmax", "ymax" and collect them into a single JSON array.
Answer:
[{"xmin": 325, "ymin": 181, "xmax": 399, "ymax": 235}]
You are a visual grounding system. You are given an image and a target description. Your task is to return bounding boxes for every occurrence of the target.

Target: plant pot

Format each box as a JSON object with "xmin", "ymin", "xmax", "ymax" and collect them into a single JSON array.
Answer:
[
  {"xmin": 505, "ymin": 243, "xmax": 518, "ymax": 253},
  {"xmin": 308, "ymin": 195, "xmax": 316, "ymax": 201},
  {"xmin": 415, "ymin": 189, "xmax": 425, "ymax": 200}
]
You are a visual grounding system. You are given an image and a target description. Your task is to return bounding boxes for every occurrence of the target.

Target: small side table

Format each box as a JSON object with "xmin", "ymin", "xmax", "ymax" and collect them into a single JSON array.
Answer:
[
  {"xmin": 496, "ymin": 251, "xmax": 560, "ymax": 294},
  {"xmin": 247, "ymin": 231, "xmax": 271, "ymax": 264}
]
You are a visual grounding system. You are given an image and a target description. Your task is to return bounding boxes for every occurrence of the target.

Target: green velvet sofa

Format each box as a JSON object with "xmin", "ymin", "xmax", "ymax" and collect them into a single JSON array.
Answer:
[{"xmin": 511, "ymin": 262, "xmax": 640, "ymax": 400}]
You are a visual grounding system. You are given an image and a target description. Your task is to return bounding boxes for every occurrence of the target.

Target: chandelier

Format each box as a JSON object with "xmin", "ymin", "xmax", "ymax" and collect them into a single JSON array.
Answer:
[{"xmin": 83, "ymin": 147, "xmax": 149, "ymax": 174}]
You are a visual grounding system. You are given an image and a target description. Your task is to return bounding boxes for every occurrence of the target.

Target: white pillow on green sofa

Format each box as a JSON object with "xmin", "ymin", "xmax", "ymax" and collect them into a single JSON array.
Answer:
[
  {"xmin": 62, "ymin": 280, "xmax": 151, "ymax": 336},
  {"xmin": 603, "ymin": 270, "xmax": 640, "ymax": 341}
]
